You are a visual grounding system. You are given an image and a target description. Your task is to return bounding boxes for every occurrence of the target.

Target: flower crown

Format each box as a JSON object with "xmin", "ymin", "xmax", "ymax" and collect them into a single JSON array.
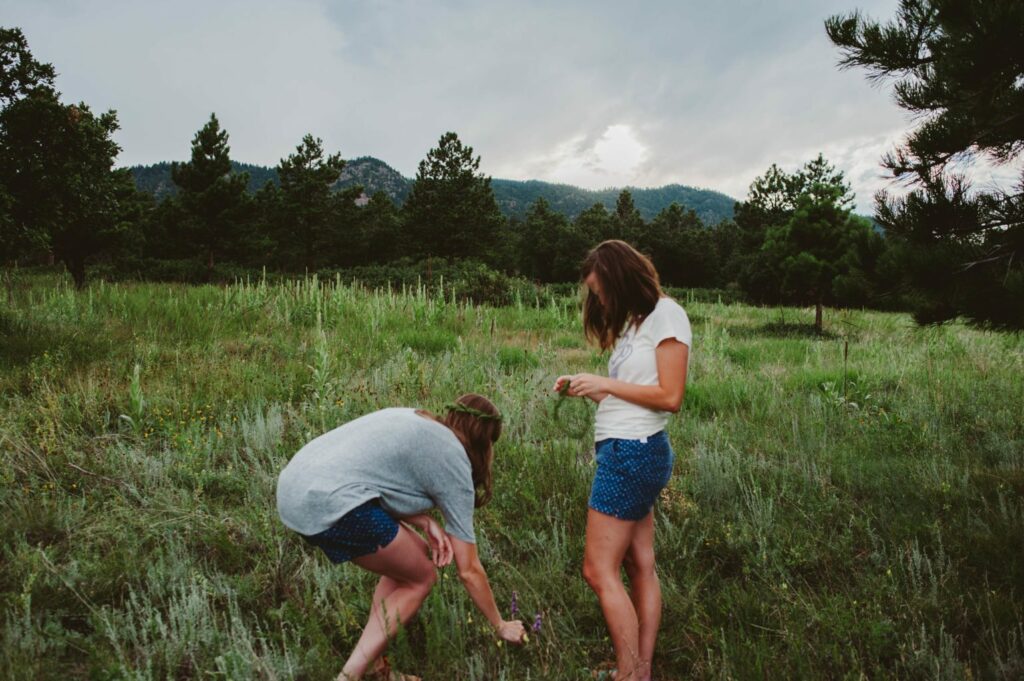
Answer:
[{"xmin": 445, "ymin": 401, "xmax": 503, "ymax": 422}]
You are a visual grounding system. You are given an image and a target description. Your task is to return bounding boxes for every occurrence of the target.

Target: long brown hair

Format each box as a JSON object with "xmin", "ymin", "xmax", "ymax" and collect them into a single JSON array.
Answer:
[
  {"xmin": 418, "ymin": 393, "xmax": 501, "ymax": 507},
  {"xmin": 581, "ymin": 240, "xmax": 663, "ymax": 350}
]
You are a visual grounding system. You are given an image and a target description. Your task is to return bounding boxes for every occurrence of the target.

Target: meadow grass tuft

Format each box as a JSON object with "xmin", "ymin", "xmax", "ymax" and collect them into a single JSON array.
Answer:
[{"xmin": 1, "ymin": 270, "xmax": 1022, "ymax": 679}]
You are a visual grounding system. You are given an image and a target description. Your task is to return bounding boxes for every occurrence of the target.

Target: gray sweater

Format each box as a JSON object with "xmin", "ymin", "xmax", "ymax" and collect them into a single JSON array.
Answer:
[{"xmin": 276, "ymin": 408, "xmax": 477, "ymax": 543}]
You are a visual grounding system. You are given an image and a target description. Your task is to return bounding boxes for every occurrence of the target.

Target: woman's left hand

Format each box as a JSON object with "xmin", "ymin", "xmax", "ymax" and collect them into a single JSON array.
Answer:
[{"xmin": 424, "ymin": 518, "xmax": 453, "ymax": 567}]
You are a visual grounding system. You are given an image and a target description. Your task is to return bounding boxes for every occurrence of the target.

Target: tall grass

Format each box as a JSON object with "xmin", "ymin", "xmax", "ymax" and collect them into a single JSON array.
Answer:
[{"xmin": 1, "ymin": 270, "xmax": 1022, "ymax": 679}]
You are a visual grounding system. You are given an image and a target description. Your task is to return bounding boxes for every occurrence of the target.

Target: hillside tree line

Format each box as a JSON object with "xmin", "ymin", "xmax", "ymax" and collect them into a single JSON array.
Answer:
[{"xmin": 3, "ymin": 6, "xmax": 1022, "ymax": 329}]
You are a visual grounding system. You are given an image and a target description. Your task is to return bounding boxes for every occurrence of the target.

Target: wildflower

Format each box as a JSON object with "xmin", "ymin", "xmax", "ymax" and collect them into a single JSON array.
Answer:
[
  {"xmin": 533, "ymin": 612, "xmax": 542, "ymax": 633},
  {"xmin": 510, "ymin": 591, "xmax": 518, "ymax": 618}
]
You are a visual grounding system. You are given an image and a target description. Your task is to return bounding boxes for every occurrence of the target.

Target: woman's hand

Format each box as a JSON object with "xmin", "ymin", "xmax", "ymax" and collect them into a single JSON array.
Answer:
[
  {"xmin": 553, "ymin": 374, "xmax": 609, "ymax": 402},
  {"xmin": 423, "ymin": 518, "xmax": 453, "ymax": 568},
  {"xmin": 565, "ymin": 373, "xmax": 609, "ymax": 400},
  {"xmin": 496, "ymin": 619, "xmax": 526, "ymax": 644}
]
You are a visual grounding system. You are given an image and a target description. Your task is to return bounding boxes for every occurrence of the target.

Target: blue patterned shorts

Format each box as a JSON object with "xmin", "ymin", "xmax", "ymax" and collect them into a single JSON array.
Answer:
[
  {"xmin": 589, "ymin": 431, "xmax": 674, "ymax": 521},
  {"xmin": 302, "ymin": 499, "xmax": 400, "ymax": 564}
]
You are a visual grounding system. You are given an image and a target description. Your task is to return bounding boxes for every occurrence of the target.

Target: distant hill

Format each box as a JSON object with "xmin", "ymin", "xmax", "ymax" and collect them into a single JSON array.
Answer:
[
  {"xmin": 129, "ymin": 161, "xmax": 280, "ymax": 199},
  {"xmin": 490, "ymin": 179, "xmax": 736, "ymax": 223},
  {"xmin": 127, "ymin": 156, "xmax": 737, "ymax": 223}
]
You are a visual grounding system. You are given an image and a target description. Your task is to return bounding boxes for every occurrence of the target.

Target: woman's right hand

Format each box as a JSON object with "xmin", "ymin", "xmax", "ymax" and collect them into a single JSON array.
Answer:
[
  {"xmin": 553, "ymin": 375, "xmax": 573, "ymax": 394},
  {"xmin": 420, "ymin": 518, "xmax": 452, "ymax": 568},
  {"xmin": 496, "ymin": 619, "xmax": 526, "ymax": 644}
]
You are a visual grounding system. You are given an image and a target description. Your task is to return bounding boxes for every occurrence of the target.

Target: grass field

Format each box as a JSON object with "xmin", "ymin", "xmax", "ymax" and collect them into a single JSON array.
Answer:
[{"xmin": 1, "ymin": 271, "xmax": 1023, "ymax": 680}]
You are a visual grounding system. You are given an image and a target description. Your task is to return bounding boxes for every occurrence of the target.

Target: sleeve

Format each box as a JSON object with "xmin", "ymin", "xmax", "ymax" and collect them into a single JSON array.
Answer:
[
  {"xmin": 436, "ymin": 484, "xmax": 477, "ymax": 544},
  {"xmin": 649, "ymin": 301, "xmax": 692, "ymax": 348},
  {"xmin": 422, "ymin": 431, "xmax": 478, "ymax": 544}
]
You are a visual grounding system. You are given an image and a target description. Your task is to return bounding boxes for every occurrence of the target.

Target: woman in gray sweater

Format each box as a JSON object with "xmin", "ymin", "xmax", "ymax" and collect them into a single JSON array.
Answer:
[{"xmin": 277, "ymin": 394, "xmax": 525, "ymax": 680}]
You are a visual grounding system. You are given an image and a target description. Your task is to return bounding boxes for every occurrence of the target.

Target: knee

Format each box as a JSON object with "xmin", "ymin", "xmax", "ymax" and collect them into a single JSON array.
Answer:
[
  {"xmin": 405, "ymin": 566, "xmax": 437, "ymax": 596},
  {"xmin": 582, "ymin": 558, "xmax": 616, "ymax": 594},
  {"xmin": 419, "ymin": 567, "xmax": 438, "ymax": 593},
  {"xmin": 624, "ymin": 549, "xmax": 656, "ymax": 580}
]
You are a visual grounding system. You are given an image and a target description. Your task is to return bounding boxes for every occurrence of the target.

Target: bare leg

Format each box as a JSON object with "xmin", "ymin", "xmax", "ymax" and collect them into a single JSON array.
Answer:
[
  {"xmin": 623, "ymin": 512, "xmax": 659, "ymax": 681},
  {"xmin": 338, "ymin": 527, "xmax": 435, "ymax": 680},
  {"xmin": 583, "ymin": 508, "xmax": 642, "ymax": 680}
]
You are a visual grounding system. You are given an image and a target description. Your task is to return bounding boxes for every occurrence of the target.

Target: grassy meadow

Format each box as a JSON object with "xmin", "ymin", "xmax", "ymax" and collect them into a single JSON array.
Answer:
[{"xmin": 1, "ymin": 271, "xmax": 1023, "ymax": 680}]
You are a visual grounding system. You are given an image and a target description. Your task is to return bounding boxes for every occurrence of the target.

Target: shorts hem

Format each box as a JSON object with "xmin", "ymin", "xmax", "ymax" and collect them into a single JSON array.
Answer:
[
  {"xmin": 587, "ymin": 502, "xmax": 655, "ymax": 522},
  {"xmin": 324, "ymin": 521, "xmax": 400, "ymax": 564}
]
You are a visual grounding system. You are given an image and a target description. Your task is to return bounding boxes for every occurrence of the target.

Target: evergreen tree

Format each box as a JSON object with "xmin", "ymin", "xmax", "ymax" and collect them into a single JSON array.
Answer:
[
  {"xmin": 360, "ymin": 191, "xmax": 404, "ymax": 263},
  {"xmin": 736, "ymin": 156, "xmax": 882, "ymax": 331},
  {"xmin": 402, "ymin": 132, "xmax": 505, "ymax": 265},
  {"xmin": 574, "ymin": 203, "xmax": 612, "ymax": 253},
  {"xmin": 647, "ymin": 203, "xmax": 718, "ymax": 287},
  {"xmin": 520, "ymin": 197, "xmax": 588, "ymax": 282},
  {"xmin": 275, "ymin": 134, "xmax": 346, "ymax": 270},
  {"xmin": 171, "ymin": 114, "xmax": 249, "ymax": 274},
  {"xmin": 611, "ymin": 189, "xmax": 645, "ymax": 245},
  {"xmin": 827, "ymin": 0, "xmax": 1024, "ymax": 328}
]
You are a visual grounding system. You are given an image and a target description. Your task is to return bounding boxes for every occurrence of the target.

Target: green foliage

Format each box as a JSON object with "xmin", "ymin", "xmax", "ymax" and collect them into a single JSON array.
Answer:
[
  {"xmin": 732, "ymin": 156, "xmax": 884, "ymax": 330},
  {"xmin": 610, "ymin": 189, "xmax": 644, "ymax": 244},
  {"xmin": 1, "ymin": 273, "xmax": 1022, "ymax": 679},
  {"xmin": 646, "ymin": 203, "xmax": 720, "ymax": 287},
  {"xmin": 0, "ymin": 26, "xmax": 56, "ymax": 107},
  {"xmin": 169, "ymin": 113, "xmax": 250, "ymax": 274},
  {"xmin": 827, "ymin": 0, "xmax": 1024, "ymax": 328},
  {"xmin": 402, "ymin": 132, "xmax": 508, "ymax": 265},
  {"xmin": 519, "ymin": 197, "xmax": 590, "ymax": 283},
  {"xmin": 0, "ymin": 90, "xmax": 126, "ymax": 287},
  {"xmin": 273, "ymin": 134, "xmax": 348, "ymax": 270}
]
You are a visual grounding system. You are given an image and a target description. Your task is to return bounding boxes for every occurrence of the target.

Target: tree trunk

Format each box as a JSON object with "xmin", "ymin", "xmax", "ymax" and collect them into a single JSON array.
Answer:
[
  {"xmin": 65, "ymin": 254, "xmax": 86, "ymax": 289},
  {"xmin": 815, "ymin": 301, "xmax": 823, "ymax": 335}
]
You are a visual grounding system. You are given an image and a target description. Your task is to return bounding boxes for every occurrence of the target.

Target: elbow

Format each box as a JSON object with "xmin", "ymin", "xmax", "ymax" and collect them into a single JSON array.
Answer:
[
  {"xmin": 457, "ymin": 562, "xmax": 483, "ymax": 585},
  {"xmin": 664, "ymin": 392, "xmax": 685, "ymax": 413}
]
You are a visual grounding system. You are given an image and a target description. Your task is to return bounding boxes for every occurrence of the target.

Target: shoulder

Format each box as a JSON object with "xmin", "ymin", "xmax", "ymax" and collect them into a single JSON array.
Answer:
[
  {"xmin": 643, "ymin": 297, "xmax": 692, "ymax": 343},
  {"xmin": 649, "ymin": 297, "xmax": 690, "ymax": 325}
]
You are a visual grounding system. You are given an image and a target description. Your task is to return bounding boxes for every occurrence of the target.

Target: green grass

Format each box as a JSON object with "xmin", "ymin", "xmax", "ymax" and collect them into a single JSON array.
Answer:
[{"xmin": 1, "ymin": 271, "xmax": 1023, "ymax": 679}]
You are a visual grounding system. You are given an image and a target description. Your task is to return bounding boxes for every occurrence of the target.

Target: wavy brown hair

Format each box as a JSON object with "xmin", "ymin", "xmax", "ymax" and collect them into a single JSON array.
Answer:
[
  {"xmin": 581, "ymin": 240, "xmax": 663, "ymax": 351},
  {"xmin": 418, "ymin": 394, "xmax": 501, "ymax": 508}
]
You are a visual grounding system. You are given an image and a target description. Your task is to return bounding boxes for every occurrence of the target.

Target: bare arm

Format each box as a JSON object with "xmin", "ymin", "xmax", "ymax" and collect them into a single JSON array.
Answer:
[
  {"xmin": 450, "ymin": 536, "xmax": 525, "ymax": 643},
  {"xmin": 564, "ymin": 339, "xmax": 689, "ymax": 412}
]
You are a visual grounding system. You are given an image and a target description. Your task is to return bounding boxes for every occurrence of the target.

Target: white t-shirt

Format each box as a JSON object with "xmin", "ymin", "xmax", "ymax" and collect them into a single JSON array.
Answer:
[{"xmin": 594, "ymin": 297, "xmax": 692, "ymax": 441}]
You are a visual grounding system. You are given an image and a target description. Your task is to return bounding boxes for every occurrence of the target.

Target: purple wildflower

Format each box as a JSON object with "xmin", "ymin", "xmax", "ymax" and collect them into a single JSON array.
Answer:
[
  {"xmin": 510, "ymin": 591, "xmax": 518, "ymax": 618},
  {"xmin": 533, "ymin": 612, "xmax": 542, "ymax": 633}
]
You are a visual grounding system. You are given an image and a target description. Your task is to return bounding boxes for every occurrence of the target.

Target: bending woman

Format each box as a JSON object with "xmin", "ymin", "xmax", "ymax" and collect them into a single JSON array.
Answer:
[
  {"xmin": 276, "ymin": 394, "xmax": 525, "ymax": 681},
  {"xmin": 554, "ymin": 240, "xmax": 691, "ymax": 681}
]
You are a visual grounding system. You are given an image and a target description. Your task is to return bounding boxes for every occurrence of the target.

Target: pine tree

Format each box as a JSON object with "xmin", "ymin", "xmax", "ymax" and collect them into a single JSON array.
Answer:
[
  {"xmin": 402, "ymin": 132, "xmax": 505, "ymax": 265},
  {"xmin": 736, "ymin": 156, "xmax": 882, "ymax": 332},
  {"xmin": 275, "ymin": 134, "xmax": 345, "ymax": 270},
  {"xmin": 827, "ymin": 0, "xmax": 1024, "ymax": 327},
  {"xmin": 170, "ymin": 113, "xmax": 249, "ymax": 274}
]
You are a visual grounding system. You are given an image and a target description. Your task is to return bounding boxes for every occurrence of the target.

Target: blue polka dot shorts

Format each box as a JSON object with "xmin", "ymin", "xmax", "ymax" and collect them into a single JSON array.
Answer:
[
  {"xmin": 302, "ymin": 499, "xmax": 400, "ymax": 564},
  {"xmin": 589, "ymin": 431, "xmax": 674, "ymax": 521}
]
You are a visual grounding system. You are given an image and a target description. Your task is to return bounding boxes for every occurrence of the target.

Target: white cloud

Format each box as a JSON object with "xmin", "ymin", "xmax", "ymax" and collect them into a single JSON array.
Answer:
[
  {"xmin": 5, "ymin": 0, "xmax": 963, "ymax": 215},
  {"xmin": 512, "ymin": 124, "xmax": 649, "ymax": 189}
]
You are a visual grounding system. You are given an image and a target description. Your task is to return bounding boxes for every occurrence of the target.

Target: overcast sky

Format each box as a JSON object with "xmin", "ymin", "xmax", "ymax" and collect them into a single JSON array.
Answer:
[{"xmin": 0, "ymin": 0, "xmax": 962, "ymax": 212}]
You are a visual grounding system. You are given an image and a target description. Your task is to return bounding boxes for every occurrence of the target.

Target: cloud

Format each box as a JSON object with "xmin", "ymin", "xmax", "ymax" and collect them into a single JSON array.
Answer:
[
  {"xmin": 513, "ymin": 124, "xmax": 649, "ymax": 189},
  {"xmin": 11, "ymin": 0, "xmax": 994, "ymax": 214}
]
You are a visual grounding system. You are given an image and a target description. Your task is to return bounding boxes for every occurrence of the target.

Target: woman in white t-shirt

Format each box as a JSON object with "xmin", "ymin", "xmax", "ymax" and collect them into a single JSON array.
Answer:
[{"xmin": 554, "ymin": 240, "xmax": 691, "ymax": 681}]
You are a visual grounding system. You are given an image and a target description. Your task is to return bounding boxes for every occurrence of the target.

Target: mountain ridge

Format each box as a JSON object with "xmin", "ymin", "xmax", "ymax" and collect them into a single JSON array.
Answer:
[{"xmin": 126, "ymin": 156, "xmax": 738, "ymax": 223}]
